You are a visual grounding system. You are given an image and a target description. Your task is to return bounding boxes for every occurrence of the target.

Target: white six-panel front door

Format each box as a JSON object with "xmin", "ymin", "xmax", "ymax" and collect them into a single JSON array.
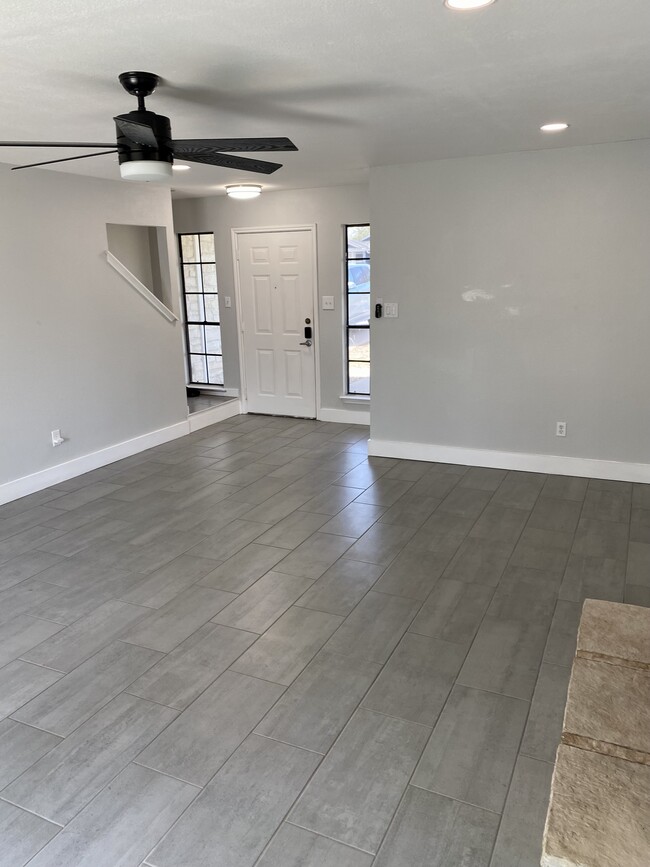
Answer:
[{"xmin": 236, "ymin": 229, "xmax": 316, "ymax": 418}]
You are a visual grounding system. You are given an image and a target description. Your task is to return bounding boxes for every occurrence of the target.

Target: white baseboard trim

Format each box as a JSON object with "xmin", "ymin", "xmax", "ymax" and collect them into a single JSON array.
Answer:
[
  {"xmin": 188, "ymin": 400, "xmax": 241, "ymax": 432},
  {"xmin": 319, "ymin": 407, "xmax": 370, "ymax": 426},
  {"xmin": 0, "ymin": 420, "xmax": 190, "ymax": 506},
  {"xmin": 368, "ymin": 437, "xmax": 650, "ymax": 484}
]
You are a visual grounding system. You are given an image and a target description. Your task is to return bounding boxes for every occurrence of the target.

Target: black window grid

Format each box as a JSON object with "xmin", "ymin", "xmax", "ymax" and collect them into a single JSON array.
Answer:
[
  {"xmin": 345, "ymin": 223, "xmax": 370, "ymax": 396},
  {"xmin": 178, "ymin": 233, "xmax": 224, "ymax": 386}
]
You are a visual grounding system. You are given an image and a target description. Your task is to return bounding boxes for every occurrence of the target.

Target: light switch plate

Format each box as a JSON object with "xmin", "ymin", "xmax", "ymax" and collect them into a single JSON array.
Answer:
[
  {"xmin": 384, "ymin": 302, "xmax": 399, "ymax": 318},
  {"xmin": 224, "ymin": 296, "xmax": 232, "ymax": 308},
  {"xmin": 322, "ymin": 296, "xmax": 335, "ymax": 310}
]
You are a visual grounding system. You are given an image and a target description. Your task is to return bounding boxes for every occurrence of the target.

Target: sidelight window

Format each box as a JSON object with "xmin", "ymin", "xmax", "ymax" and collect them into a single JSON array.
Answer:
[
  {"xmin": 179, "ymin": 233, "xmax": 223, "ymax": 386},
  {"xmin": 345, "ymin": 224, "xmax": 370, "ymax": 395}
]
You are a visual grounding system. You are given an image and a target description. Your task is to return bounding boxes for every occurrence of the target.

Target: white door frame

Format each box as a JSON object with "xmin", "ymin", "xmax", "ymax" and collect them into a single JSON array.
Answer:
[{"xmin": 231, "ymin": 224, "xmax": 321, "ymax": 418}]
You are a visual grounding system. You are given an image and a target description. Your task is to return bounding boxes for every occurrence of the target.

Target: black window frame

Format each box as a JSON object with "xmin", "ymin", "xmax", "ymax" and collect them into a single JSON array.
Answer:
[
  {"xmin": 344, "ymin": 223, "xmax": 371, "ymax": 396},
  {"xmin": 178, "ymin": 232, "xmax": 224, "ymax": 387}
]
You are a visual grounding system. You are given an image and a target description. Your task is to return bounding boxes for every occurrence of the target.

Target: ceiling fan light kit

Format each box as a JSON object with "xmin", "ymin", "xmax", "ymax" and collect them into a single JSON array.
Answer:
[
  {"xmin": 120, "ymin": 161, "xmax": 173, "ymax": 181},
  {"xmin": 0, "ymin": 71, "xmax": 298, "ymax": 180},
  {"xmin": 226, "ymin": 183, "xmax": 262, "ymax": 199}
]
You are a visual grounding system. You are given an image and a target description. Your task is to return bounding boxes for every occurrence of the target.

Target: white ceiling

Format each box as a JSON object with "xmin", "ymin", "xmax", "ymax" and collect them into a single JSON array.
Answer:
[{"xmin": 2, "ymin": 0, "xmax": 650, "ymax": 197}]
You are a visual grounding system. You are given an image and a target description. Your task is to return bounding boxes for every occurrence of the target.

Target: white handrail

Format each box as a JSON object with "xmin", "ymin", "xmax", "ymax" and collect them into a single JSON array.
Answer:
[{"xmin": 105, "ymin": 250, "xmax": 178, "ymax": 323}]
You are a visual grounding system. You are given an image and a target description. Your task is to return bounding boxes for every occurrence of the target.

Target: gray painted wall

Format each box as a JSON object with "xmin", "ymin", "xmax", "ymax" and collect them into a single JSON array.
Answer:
[
  {"xmin": 369, "ymin": 139, "xmax": 650, "ymax": 464},
  {"xmin": 0, "ymin": 168, "xmax": 188, "ymax": 485},
  {"xmin": 173, "ymin": 184, "xmax": 369, "ymax": 414}
]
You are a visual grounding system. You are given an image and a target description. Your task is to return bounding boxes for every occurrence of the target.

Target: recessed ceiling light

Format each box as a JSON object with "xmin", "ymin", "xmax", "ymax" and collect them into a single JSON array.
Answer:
[
  {"xmin": 444, "ymin": 0, "xmax": 496, "ymax": 10},
  {"xmin": 540, "ymin": 123, "xmax": 570, "ymax": 133},
  {"xmin": 226, "ymin": 183, "xmax": 262, "ymax": 200},
  {"xmin": 172, "ymin": 164, "xmax": 191, "ymax": 171}
]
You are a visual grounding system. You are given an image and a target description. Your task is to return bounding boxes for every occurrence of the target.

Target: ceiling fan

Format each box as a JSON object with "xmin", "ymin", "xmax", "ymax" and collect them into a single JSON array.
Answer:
[{"xmin": 0, "ymin": 71, "xmax": 298, "ymax": 181}]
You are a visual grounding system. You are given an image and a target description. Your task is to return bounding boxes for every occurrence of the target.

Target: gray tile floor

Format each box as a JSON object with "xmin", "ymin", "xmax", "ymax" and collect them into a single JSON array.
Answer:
[{"xmin": 0, "ymin": 414, "xmax": 647, "ymax": 866}]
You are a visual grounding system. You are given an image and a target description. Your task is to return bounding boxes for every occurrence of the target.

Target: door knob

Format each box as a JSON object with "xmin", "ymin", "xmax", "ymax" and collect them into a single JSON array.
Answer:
[{"xmin": 299, "ymin": 339, "xmax": 312, "ymax": 347}]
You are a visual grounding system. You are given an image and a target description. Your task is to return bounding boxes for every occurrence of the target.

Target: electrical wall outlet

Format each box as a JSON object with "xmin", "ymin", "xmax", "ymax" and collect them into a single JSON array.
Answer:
[
  {"xmin": 556, "ymin": 421, "xmax": 567, "ymax": 437},
  {"xmin": 51, "ymin": 429, "xmax": 64, "ymax": 447}
]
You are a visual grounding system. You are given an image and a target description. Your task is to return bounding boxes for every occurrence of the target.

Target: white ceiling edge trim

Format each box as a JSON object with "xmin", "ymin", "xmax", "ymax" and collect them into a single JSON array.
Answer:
[
  {"xmin": 369, "ymin": 437, "xmax": 650, "ymax": 484},
  {"xmin": 105, "ymin": 250, "xmax": 178, "ymax": 323}
]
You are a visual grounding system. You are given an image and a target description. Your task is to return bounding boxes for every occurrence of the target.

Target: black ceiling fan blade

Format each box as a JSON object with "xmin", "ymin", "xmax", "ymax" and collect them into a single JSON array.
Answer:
[
  {"xmin": 11, "ymin": 150, "xmax": 118, "ymax": 171},
  {"xmin": 114, "ymin": 117, "xmax": 158, "ymax": 148},
  {"xmin": 178, "ymin": 151, "xmax": 282, "ymax": 174},
  {"xmin": 173, "ymin": 137, "xmax": 298, "ymax": 153},
  {"xmin": 0, "ymin": 141, "xmax": 116, "ymax": 148}
]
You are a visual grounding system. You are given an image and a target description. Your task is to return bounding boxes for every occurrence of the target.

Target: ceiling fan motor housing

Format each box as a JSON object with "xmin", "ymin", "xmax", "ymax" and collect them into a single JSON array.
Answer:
[{"xmin": 115, "ymin": 110, "xmax": 173, "ymax": 166}]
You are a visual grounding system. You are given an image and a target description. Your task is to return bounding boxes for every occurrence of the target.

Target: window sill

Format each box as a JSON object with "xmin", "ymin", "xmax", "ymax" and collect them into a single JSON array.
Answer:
[
  {"xmin": 340, "ymin": 394, "xmax": 370, "ymax": 405},
  {"xmin": 188, "ymin": 386, "xmax": 240, "ymax": 398}
]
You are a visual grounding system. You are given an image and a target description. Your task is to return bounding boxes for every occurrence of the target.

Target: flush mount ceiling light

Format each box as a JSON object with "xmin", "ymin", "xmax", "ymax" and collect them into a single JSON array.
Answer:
[
  {"xmin": 540, "ymin": 122, "xmax": 570, "ymax": 132},
  {"xmin": 226, "ymin": 183, "xmax": 262, "ymax": 199},
  {"xmin": 172, "ymin": 164, "xmax": 190, "ymax": 171},
  {"xmin": 444, "ymin": 0, "xmax": 496, "ymax": 9}
]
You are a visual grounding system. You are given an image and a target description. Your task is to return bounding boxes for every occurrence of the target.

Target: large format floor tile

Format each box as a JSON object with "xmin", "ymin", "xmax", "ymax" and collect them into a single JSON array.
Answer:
[
  {"xmin": 0, "ymin": 719, "xmax": 61, "ymax": 790},
  {"xmin": 256, "ymin": 824, "xmax": 374, "ymax": 867},
  {"xmin": 374, "ymin": 786, "xmax": 499, "ymax": 867},
  {"xmin": 213, "ymin": 571, "xmax": 312, "ymax": 633},
  {"xmin": 26, "ymin": 764, "xmax": 198, "ymax": 867},
  {"xmin": 0, "ymin": 615, "xmax": 64, "ymax": 668},
  {"xmin": 136, "ymin": 670, "xmax": 284, "ymax": 785},
  {"xmin": 323, "ymin": 590, "xmax": 420, "ymax": 664},
  {"xmin": 0, "ymin": 799, "xmax": 60, "ymax": 867},
  {"xmin": 255, "ymin": 649, "xmax": 380, "ymax": 753},
  {"xmin": 12, "ymin": 641, "xmax": 163, "ymax": 736},
  {"xmin": 488, "ymin": 755, "xmax": 554, "ymax": 866},
  {"xmin": 361, "ymin": 633, "xmax": 465, "ymax": 725},
  {"xmin": 289, "ymin": 708, "xmax": 429, "ymax": 853},
  {"xmin": 0, "ymin": 414, "xmax": 645, "ymax": 866},
  {"xmin": 457, "ymin": 615, "xmax": 550, "ymax": 699},
  {"xmin": 230, "ymin": 605, "xmax": 343, "ymax": 685},
  {"xmin": 412, "ymin": 685, "xmax": 529, "ymax": 813},
  {"xmin": 22, "ymin": 599, "xmax": 150, "ymax": 672},
  {"xmin": 0, "ymin": 660, "xmax": 62, "ymax": 719},
  {"xmin": 120, "ymin": 585, "xmax": 236, "ymax": 652},
  {"xmin": 126, "ymin": 622, "xmax": 257, "ymax": 709},
  {"xmin": 148, "ymin": 734, "xmax": 320, "ymax": 867},
  {"xmin": 295, "ymin": 558, "xmax": 383, "ymax": 615},
  {"xmin": 3, "ymin": 693, "xmax": 176, "ymax": 824}
]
